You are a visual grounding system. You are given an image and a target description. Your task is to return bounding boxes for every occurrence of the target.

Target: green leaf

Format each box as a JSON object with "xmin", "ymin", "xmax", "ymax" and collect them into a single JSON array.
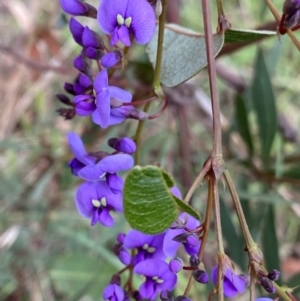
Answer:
[
  {"xmin": 251, "ymin": 49, "xmax": 277, "ymax": 166},
  {"xmin": 173, "ymin": 196, "xmax": 200, "ymax": 220},
  {"xmin": 235, "ymin": 94, "xmax": 254, "ymax": 157},
  {"xmin": 124, "ymin": 166, "xmax": 185, "ymax": 234},
  {"xmin": 147, "ymin": 24, "xmax": 224, "ymax": 87},
  {"xmin": 225, "ymin": 29, "xmax": 276, "ymax": 43},
  {"xmin": 262, "ymin": 204, "xmax": 281, "ymax": 283}
]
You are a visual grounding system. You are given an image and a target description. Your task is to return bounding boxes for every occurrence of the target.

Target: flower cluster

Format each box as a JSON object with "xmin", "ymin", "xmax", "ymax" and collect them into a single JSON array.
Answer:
[{"xmin": 58, "ymin": 0, "xmax": 281, "ymax": 300}]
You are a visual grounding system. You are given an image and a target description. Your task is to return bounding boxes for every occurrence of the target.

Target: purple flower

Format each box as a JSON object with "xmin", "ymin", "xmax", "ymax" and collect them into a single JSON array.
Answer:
[
  {"xmin": 101, "ymin": 51, "xmax": 123, "ymax": 68},
  {"xmin": 134, "ymin": 259, "xmax": 177, "ymax": 300},
  {"xmin": 163, "ymin": 213, "xmax": 201, "ymax": 258},
  {"xmin": 103, "ymin": 284, "xmax": 124, "ymax": 301},
  {"xmin": 73, "ymin": 95, "xmax": 96, "ymax": 116},
  {"xmin": 212, "ymin": 266, "xmax": 246, "ymax": 298},
  {"xmin": 67, "ymin": 132, "xmax": 95, "ymax": 175},
  {"xmin": 75, "ymin": 181, "xmax": 123, "ymax": 227},
  {"xmin": 78, "ymin": 153, "xmax": 134, "ymax": 193},
  {"xmin": 123, "ymin": 230, "xmax": 166, "ymax": 265},
  {"xmin": 255, "ymin": 299, "xmax": 273, "ymax": 301},
  {"xmin": 92, "ymin": 69, "xmax": 132, "ymax": 128},
  {"xmin": 97, "ymin": 0, "xmax": 156, "ymax": 46}
]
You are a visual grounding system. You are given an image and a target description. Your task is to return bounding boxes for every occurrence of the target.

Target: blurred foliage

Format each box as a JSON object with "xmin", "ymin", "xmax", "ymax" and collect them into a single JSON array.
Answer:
[{"xmin": 0, "ymin": 0, "xmax": 300, "ymax": 300}]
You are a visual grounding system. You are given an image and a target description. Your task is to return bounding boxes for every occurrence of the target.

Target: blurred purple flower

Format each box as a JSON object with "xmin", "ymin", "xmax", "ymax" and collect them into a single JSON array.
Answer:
[
  {"xmin": 76, "ymin": 181, "xmax": 123, "ymax": 227},
  {"xmin": 60, "ymin": 0, "xmax": 97, "ymax": 18},
  {"xmin": 123, "ymin": 230, "xmax": 166, "ymax": 265},
  {"xmin": 212, "ymin": 266, "xmax": 246, "ymax": 298},
  {"xmin": 97, "ymin": 0, "xmax": 156, "ymax": 46},
  {"xmin": 134, "ymin": 259, "xmax": 177, "ymax": 300},
  {"xmin": 67, "ymin": 132, "xmax": 95, "ymax": 175},
  {"xmin": 78, "ymin": 153, "xmax": 134, "ymax": 193},
  {"xmin": 108, "ymin": 137, "xmax": 136, "ymax": 154},
  {"xmin": 163, "ymin": 213, "xmax": 201, "ymax": 257},
  {"xmin": 103, "ymin": 283, "xmax": 124, "ymax": 301},
  {"xmin": 92, "ymin": 69, "xmax": 133, "ymax": 128}
]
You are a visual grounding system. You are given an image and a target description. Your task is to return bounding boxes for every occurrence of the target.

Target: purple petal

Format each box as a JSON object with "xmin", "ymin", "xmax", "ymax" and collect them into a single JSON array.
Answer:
[
  {"xmin": 116, "ymin": 25, "xmax": 131, "ymax": 46},
  {"xmin": 134, "ymin": 259, "xmax": 170, "ymax": 278},
  {"xmin": 101, "ymin": 52, "xmax": 122, "ymax": 68},
  {"xmin": 103, "ymin": 284, "xmax": 124, "ymax": 301},
  {"xmin": 255, "ymin": 299, "xmax": 273, "ymax": 301},
  {"xmin": 82, "ymin": 26, "xmax": 99, "ymax": 48},
  {"xmin": 73, "ymin": 83, "xmax": 86, "ymax": 95},
  {"xmin": 79, "ymin": 73, "xmax": 93, "ymax": 87},
  {"xmin": 99, "ymin": 209, "xmax": 114, "ymax": 227},
  {"xmin": 124, "ymin": 230, "xmax": 153, "ymax": 249},
  {"xmin": 108, "ymin": 137, "xmax": 136, "ymax": 154},
  {"xmin": 119, "ymin": 249, "xmax": 131, "ymax": 265},
  {"xmin": 106, "ymin": 173, "xmax": 124, "ymax": 194},
  {"xmin": 75, "ymin": 182, "xmax": 98, "ymax": 218},
  {"xmin": 67, "ymin": 132, "xmax": 94, "ymax": 165},
  {"xmin": 97, "ymin": 0, "xmax": 128, "ymax": 34},
  {"xmin": 162, "ymin": 228, "xmax": 183, "ymax": 257},
  {"xmin": 108, "ymin": 86, "xmax": 132, "ymax": 103},
  {"xmin": 125, "ymin": 0, "xmax": 156, "ymax": 44},
  {"xmin": 60, "ymin": 0, "xmax": 87, "ymax": 15},
  {"xmin": 99, "ymin": 153, "xmax": 134, "ymax": 173},
  {"xmin": 68, "ymin": 158, "xmax": 85, "ymax": 176},
  {"xmin": 94, "ymin": 69, "xmax": 108, "ymax": 93},
  {"xmin": 138, "ymin": 279, "xmax": 157, "ymax": 300},
  {"xmin": 78, "ymin": 164, "xmax": 105, "ymax": 181},
  {"xmin": 69, "ymin": 17, "xmax": 84, "ymax": 45},
  {"xmin": 224, "ymin": 268, "xmax": 246, "ymax": 295},
  {"xmin": 95, "ymin": 90, "xmax": 111, "ymax": 128},
  {"xmin": 170, "ymin": 186, "xmax": 182, "ymax": 199},
  {"xmin": 75, "ymin": 102, "xmax": 95, "ymax": 116},
  {"xmin": 73, "ymin": 94, "xmax": 94, "ymax": 103}
]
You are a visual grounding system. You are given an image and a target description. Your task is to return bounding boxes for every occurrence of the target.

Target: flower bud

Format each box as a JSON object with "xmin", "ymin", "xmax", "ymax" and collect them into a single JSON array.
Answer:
[
  {"xmin": 64, "ymin": 82, "xmax": 76, "ymax": 95},
  {"xmin": 283, "ymin": 0, "xmax": 300, "ymax": 29},
  {"xmin": 186, "ymin": 234, "xmax": 200, "ymax": 248},
  {"xmin": 69, "ymin": 18, "xmax": 84, "ymax": 45},
  {"xmin": 117, "ymin": 233, "xmax": 126, "ymax": 244},
  {"xmin": 169, "ymin": 258, "xmax": 183, "ymax": 273},
  {"xmin": 126, "ymin": 108, "xmax": 149, "ymax": 120},
  {"xmin": 110, "ymin": 274, "xmax": 121, "ymax": 285},
  {"xmin": 160, "ymin": 290, "xmax": 174, "ymax": 301},
  {"xmin": 101, "ymin": 50, "xmax": 124, "ymax": 68},
  {"xmin": 189, "ymin": 255, "xmax": 200, "ymax": 268},
  {"xmin": 56, "ymin": 94, "xmax": 72, "ymax": 106},
  {"xmin": 261, "ymin": 277, "xmax": 276, "ymax": 294},
  {"xmin": 267, "ymin": 269, "xmax": 280, "ymax": 281},
  {"xmin": 108, "ymin": 137, "xmax": 136, "ymax": 154},
  {"xmin": 192, "ymin": 269, "xmax": 209, "ymax": 284},
  {"xmin": 57, "ymin": 108, "xmax": 75, "ymax": 119},
  {"xmin": 118, "ymin": 249, "xmax": 131, "ymax": 265}
]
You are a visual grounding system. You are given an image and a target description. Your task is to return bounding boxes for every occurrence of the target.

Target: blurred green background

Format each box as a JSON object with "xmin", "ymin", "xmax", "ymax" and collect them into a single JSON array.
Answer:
[{"xmin": 0, "ymin": 0, "xmax": 300, "ymax": 300}]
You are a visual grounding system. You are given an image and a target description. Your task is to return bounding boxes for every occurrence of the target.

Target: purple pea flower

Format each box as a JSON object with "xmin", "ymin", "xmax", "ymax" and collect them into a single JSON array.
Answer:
[
  {"xmin": 163, "ymin": 213, "xmax": 201, "ymax": 258},
  {"xmin": 212, "ymin": 266, "xmax": 246, "ymax": 298},
  {"xmin": 97, "ymin": 0, "xmax": 156, "ymax": 46},
  {"xmin": 67, "ymin": 132, "xmax": 95, "ymax": 175},
  {"xmin": 78, "ymin": 153, "xmax": 134, "ymax": 193},
  {"xmin": 76, "ymin": 181, "xmax": 123, "ymax": 227},
  {"xmin": 134, "ymin": 259, "xmax": 177, "ymax": 300},
  {"xmin": 92, "ymin": 69, "xmax": 133, "ymax": 128},
  {"xmin": 123, "ymin": 230, "xmax": 166, "ymax": 265}
]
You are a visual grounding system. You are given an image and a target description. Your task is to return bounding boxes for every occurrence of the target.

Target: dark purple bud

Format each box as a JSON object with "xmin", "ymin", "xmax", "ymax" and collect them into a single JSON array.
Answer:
[
  {"xmin": 283, "ymin": 0, "xmax": 300, "ymax": 29},
  {"xmin": 126, "ymin": 108, "xmax": 149, "ymax": 120},
  {"xmin": 186, "ymin": 234, "xmax": 200, "ymax": 248},
  {"xmin": 86, "ymin": 47, "xmax": 104, "ymax": 60},
  {"xmin": 82, "ymin": 2, "xmax": 97, "ymax": 18},
  {"xmin": 110, "ymin": 98, "xmax": 124, "ymax": 109},
  {"xmin": 169, "ymin": 258, "xmax": 183, "ymax": 273},
  {"xmin": 73, "ymin": 55, "xmax": 89, "ymax": 73},
  {"xmin": 69, "ymin": 17, "xmax": 84, "ymax": 45},
  {"xmin": 101, "ymin": 50, "xmax": 123, "ymax": 68},
  {"xmin": 192, "ymin": 269, "xmax": 209, "ymax": 284},
  {"xmin": 57, "ymin": 108, "xmax": 75, "ymax": 119},
  {"xmin": 60, "ymin": 0, "xmax": 97, "ymax": 18},
  {"xmin": 132, "ymin": 290, "xmax": 141, "ymax": 301},
  {"xmin": 267, "ymin": 269, "xmax": 280, "ymax": 281},
  {"xmin": 108, "ymin": 137, "xmax": 136, "ymax": 154},
  {"xmin": 73, "ymin": 83, "xmax": 87, "ymax": 95},
  {"xmin": 261, "ymin": 277, "xmax": 276, "ymax": 294},
  {"xmin": 64, "ymin": 82, "xmax": 76, "ymax": 95},
  {"xmin": 117, "ymin": 233, "xmax": 126, "ymax": 244},
  {"xmin": 110, "ymin": 274, "xmax": 121, "ymax": 285},
  {"xmin": 175, "ymin": 296, "xmax": 192, "ymax": 301},
  {"xmin": 189, "ymin": 255, "xmax": 200, "ymax": 268},
  {"xmin": 160, "ymin": 290, "xmax": 174, "ymax": 301},
  {"xmin": 56, "ymin": 94, "xmax": 72, "ymax": 105}
]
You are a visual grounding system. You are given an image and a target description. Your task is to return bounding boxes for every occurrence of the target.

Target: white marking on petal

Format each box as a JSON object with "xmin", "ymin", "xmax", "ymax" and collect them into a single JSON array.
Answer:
[
  {"xmin": 99, "ymin": 172, "xmax": 106, "ymax": 179},
  {"xmin": 156, "ymin": 278, "xmax": 164, "ymax": 284},
  {"xmin": 142, "ymin": 243, "xmax": 149, "ymax": 250},
  {"xmin": 124, "ymin": 16, "xmax": 132, "ymax": 28},
  {"xmin": 152, "ymin": 276, "xmax": 158, "ymax": 280},
  {"xmin": 117, "ymin": 14, "xmax": 125, "ymax": 25},
  {"xmin": 92, "ymin": 199, "xmax": 101, "ymax": 208},
  {"xmin": 147, "ymin": 247, "xmax": 156, "ymax": 253},
  {"xmin": 100, "ymin": 197, "xmax": 107, "ymax": 207}
]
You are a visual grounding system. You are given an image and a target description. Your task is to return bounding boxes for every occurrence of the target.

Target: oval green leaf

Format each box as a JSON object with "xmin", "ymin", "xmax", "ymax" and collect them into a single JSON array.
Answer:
[
  {"xmin": 124, "ymin": 166, "xmax": 200, "ymax": 234},
  {"xmin": 225, "ymin": 29, "xmax": 276, "ymax": 44},
  {"xmin": 147, "ymin": 24, "xmax": 224, "ymax": 87}
]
